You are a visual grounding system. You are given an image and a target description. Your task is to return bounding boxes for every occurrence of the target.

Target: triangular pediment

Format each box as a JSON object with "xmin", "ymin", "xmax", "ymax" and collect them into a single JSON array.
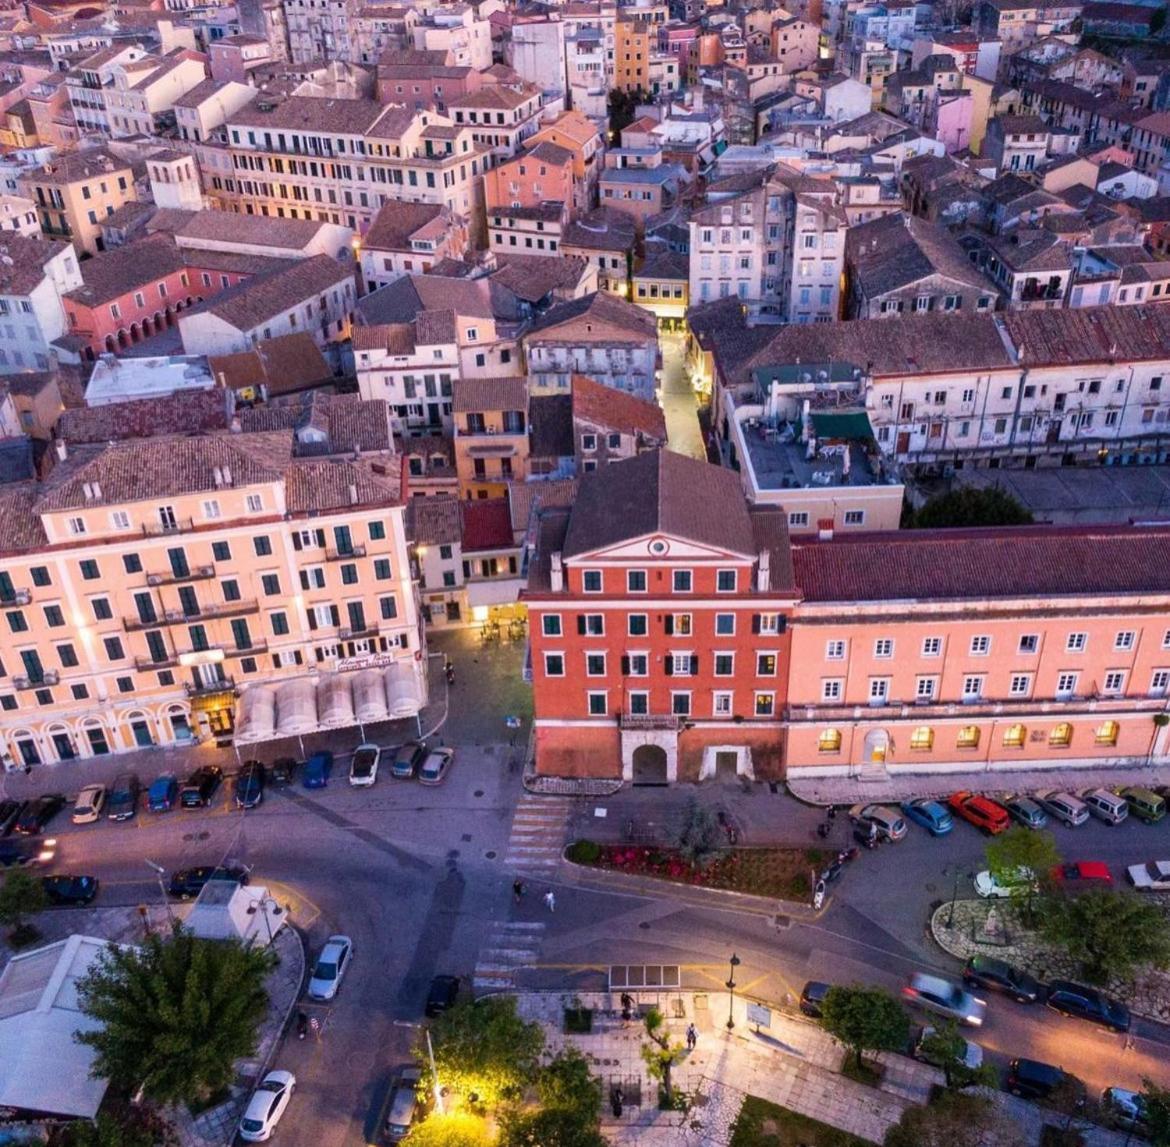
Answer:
[{"xmin": 566, "ymin": 531, "xmax": 754, "ymax": 564}]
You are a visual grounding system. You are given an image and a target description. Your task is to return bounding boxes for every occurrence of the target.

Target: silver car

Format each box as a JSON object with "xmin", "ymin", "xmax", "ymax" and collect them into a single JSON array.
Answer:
[
  {"xmin": 903, "ymin": 973, "xmax": 987, "ymax": 1027},
  {"xmin": 307, "ymin": 934, "xmax": 353, "ymax": 1001},
  {"xmin": 848, "ymin": 804, "xmax": 907, "ymax": 842}
]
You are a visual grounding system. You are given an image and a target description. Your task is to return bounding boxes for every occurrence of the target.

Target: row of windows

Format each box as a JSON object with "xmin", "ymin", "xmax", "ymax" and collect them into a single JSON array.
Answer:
[
  {"xmin": 545, "ymin": 650, "xmax": 781, "ymax": 678},
  {"xmin": 541, "ymin": 612, "xmax": 783, "ymax": 638},
  {"xmin": 577, "ymin": 568, "xmax": 744, "ymax": 594},
  {"xmin": 583, "ymin": 689, "xmax": 778, "ymax": 718},
  {"xmin": 816, "ymin": 719, "xmax": 1121, "ymax": 753},
  {"xmin": 824, "ymin": 628, "xmax": 1166, "ymax": 660},
  {"xmin": 821, "ymin": 669, "xmax": 1170, "ymax": 703}
]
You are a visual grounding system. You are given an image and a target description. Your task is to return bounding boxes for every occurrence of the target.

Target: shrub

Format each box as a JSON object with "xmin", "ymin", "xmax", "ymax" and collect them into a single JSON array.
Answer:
[{"xmin": 566, "ymin": 840, "xmax": 601, "ymax": 864}]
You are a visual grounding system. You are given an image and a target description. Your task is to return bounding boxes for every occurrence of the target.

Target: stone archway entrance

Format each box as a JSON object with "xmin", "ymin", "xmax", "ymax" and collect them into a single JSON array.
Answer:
[{"xmin": 632, "ymin": 744, "xmax": 669, "ymax": 786}]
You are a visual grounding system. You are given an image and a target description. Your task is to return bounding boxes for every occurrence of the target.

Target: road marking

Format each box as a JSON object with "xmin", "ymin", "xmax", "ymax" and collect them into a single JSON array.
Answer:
[
  {"xmin": 503, "ymin": 794, "xmax": 572, "ymax": 875},
  {"xmin": 473, "ymin": 920, "xmax": 545, "ymax": 992}
]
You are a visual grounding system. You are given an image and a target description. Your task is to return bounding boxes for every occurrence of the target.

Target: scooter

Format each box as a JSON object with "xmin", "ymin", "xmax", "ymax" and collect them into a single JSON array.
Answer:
[
  {"xmin": 296, "ymin": 1011, "xmax": 308, "ymax": 1040},
  {"xmin": 445, "ymin": 662, "xmax": 455, "ymax": 686}
]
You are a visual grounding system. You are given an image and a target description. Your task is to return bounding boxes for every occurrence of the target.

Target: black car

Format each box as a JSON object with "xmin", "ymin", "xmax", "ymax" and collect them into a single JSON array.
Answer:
[
  {"xmin": 1006, "ymin": 1058, "xmax": 1070, "ymax": 1101},
  {"xmin": 425, "ymin": 974, "xmax": 460, "ymax": 1017},
  {"xmin": 0, "ymin": 800, "xmax": 23, "ymax": 836},
  {"xmin": 42, "ymin": 874, "xmax": 99, "ymax": 906},
  {"xmin": 180, "ymin": 766, "xmax": 223, "ymax": 809},
  {"xmin": 167, "ymin": 865, "xmax": 250, "ymax": 899},
  {"xmin": 14, "ymin": 794, "xmax": 66, "ymax": 835},
  {"xmin": 0, "ymin": 837, "xmax": 54, "ymax": 868},
  {"xmin": 107, "ymin": 773, "xmax": 140, "ymax": 821},
  {"xmin": 1046, "ymin": 980, "xmax": 1131, "ymax": 1033},
  {"xmin": 962, "ymin": 955, "xmax": 1043, "ymax": 1004},
  {"xmin": 235, "ymin": 761, "xmax": 265, "ymax": 809},
  {"xmin": 268, "ymin": 758, "xmax": 297, "ymax": 786},
  {"xmin": 799, "ymin": 981, "xmax": 831, "ymax": 1018}
]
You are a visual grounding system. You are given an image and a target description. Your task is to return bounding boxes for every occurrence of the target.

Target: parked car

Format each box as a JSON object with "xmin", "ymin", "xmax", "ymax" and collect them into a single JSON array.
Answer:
[
  {"xmin": 14, "ymin": 794, "xmax": 66, "ymax": 835},
  {"xmin": 391, "ymin": 742, "xmax": 427, "ymax": 779},
  {"xmin": 349, "ymin": 744, "xmax": 380, "ymax": 787},
  {"xmin": 268, "ymin": 758, "xmax": 297, "ymax": 787},
  {"xmin": 147, "ymin": 774, "xmax": 179, "ymax": 813},
  {"xmin": 1005, "ymin": 796, "xmax": 1048, "ymax": 830},
  {"xmin": 1127, "ymin": 860, "xmax": 1170, "ymax": 891},
  {"xmin": 903, "ymin": 973, "xmax": 986, "ymax": 1027},
  {"xmin": 0, "ymin": 801, "xmax": 22, "ymax": 836},
  {"xmin": 308, "ymin": 934, "xmax": 353, "ymax": 1001},
  {"xmin": 1051, "ymin": 861, "xmax": 1113, "ymax": 888},
  {"xmin": 425, "ymin": 974, "xmax": 460, "ymax": 1017},
  {"xmin": 913, "ymin": 1026, "xmax": 983, "ymax": 1070},
  {"xmin": 107, "ymin": 773, "xmax": 140, "ymax": 821},
  {"xmin": 167, "ymin": 865, "xmax": 250, "ymax": 899},
  {"xmin": 1046, "ymin": 980, "xmax": 1130, "ymax": 1032},
  {"xmin": 41, "ymin": 874, "xmax": 98, "ymax": 906},
  {"xmin": 899, "ymin": 799, "xmax": 954, "ymax": 836},
  {"xmin": 71, "ymin": 786, "xmax": 105, "ymax": 825},
  {"xmin": 302, "ymin": 751, "xmax": 334, "ymax": 790},
  {"xmin": 799, "ymin": 981, "xmax": 831, "ymax": 1018},
  {"xmin": 1083, "ymin": 788, "xmax": 1129, "ymax": 826},
  {"xmin": 973, "ymin": 867, "xmax": 1036, "ymax": 899},
  {"xmin": 238, "ymin": 1070, "xmax": 295, "ymax": 1143},
  {"xmin": 1036, "ymin": 791, "xmax": 1090, "ymax": 827},
  {"xmin": 1121, "ymin": 787, "xmax": 1165, "ymax": 824},
  {"xmin": 381, "ymin": 1065, "xmax": 423, "ymax": 1143},
  {"xmin": 947, "ymin": 792, "xmax": 1010, "ymax": 835},
  {"xmin": 848, "ymin": 804, "xmax": 907, "ymax": 842},
  {"xmin": 1006, "ymin": 1058, "xmax": 1069, "ymax": 1101},
  {"xmin": 962, "ymin": 955, "xmax": 1042, "ymax": 1004},
  {"xmin": 0, "ymin": 837, "xmax": 55, "ymax": 868},
  {"xmin": 1102, "ymin": 1087, "xmax": 1148, "ymax": 1133},
  {"xmin": 235, "ymin": 761, "xmax": 265, "ymax": 809},
  {"xmin": 180, "ymin": 766, "xmax": 222, "ymax": 808},
  {"xmin": 418, "ymin": 747, "xmax": 455, "ymax": 786}
]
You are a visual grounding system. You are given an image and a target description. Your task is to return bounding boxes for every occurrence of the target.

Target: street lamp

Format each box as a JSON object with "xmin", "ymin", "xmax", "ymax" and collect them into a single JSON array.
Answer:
[
  {"xmin": 945, "ymin": 863, "xmax": 970, "ymax": 928},
  {"xmin": 725, "ymin": 953, "xmax": 741, "ymax": 1030},
  {"xmin": 393, "ymin": 1020, "xmax": 444, "ymax": 1116},
  {"xmin": 144, "ymin": 860, "xmax": 176, "ymax": 930}
]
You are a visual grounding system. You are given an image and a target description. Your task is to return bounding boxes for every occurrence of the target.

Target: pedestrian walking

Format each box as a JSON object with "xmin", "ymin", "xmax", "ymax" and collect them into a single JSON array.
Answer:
[
  {"xmin": 544, "ymin": 889, "xmax": 556, "ymax": 912},
  {"xmin": 512, "ymin": 879, "xmax": 525, "ymax": 903},
  {"xmin": 826, "ymin": 805, "xmax": 836, "ymax": 822},
  {"xmin": 611, "ymin": 1085, "xmax": 624, "ymax": 1118},
  {"xmin": 686, "ymin": 1023, "xmax": 697, "ymax": 1050},
  {"xmin": 21, "ymin": 761, "xmax": 30, "ymax": 776},
  {"xmin": 620, "ymin": 992, "xmax": 634, "ymax": 1022}
]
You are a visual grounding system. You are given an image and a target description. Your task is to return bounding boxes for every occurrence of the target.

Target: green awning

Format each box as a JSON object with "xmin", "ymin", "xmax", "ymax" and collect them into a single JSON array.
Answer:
[{"xmin": 810, "ymin": 411, "xmax": 874, "ymax": 441}]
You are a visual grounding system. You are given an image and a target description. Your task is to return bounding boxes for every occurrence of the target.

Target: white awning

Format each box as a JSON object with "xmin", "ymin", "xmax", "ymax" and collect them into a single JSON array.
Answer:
[
  {"xmin": 234, "ymin": 686, "xmax": 276, "ymax": 745},
  {"xmin": 317, "ymin": 674, "xmax": 355, "ymax": 729},
  {"xmin": 384, "ymin": 660, "xmax": 423, "ymax": 718},
  {"xmin": 352, "ymin": 668, "xmax": 390, "ymax": 723},
  {"xmin": 275, "ymin": 678, "xmax": 317, "ymax": 736}
]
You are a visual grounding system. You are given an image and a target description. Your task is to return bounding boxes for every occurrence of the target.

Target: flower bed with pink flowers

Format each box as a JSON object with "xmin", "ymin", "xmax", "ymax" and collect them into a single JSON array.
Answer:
[{"xmin": 566, "ymin": 840, "xmax": 827, "ymax": 900}]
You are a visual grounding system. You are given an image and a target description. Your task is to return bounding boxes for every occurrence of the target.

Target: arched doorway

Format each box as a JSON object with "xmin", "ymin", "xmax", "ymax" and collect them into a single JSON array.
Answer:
[
  {"xmin": 632, "ymin": 744, "xmax": 669, "ymax": 786},
  {"xmin": 862, "ymin": 729, "xmax": 890, "ymax": 765},
  {"xmin": 46, "ymin": 723, "xmax": 77, "ymax": 761}
]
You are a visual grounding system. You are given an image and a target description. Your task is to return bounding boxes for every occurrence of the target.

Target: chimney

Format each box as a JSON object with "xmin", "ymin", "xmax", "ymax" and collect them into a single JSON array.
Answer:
[
  {"xmin": 55, "ymin": 439, "xmax": 67, "ymax": 462},
  {"xmin": 222, "ymin": 465, "xmax": 233, "ymax": 486},
  {"xmin": 213, "ymin": 466, "xmax": 223, "ymax": 487},
  {"xmin": 348, "ymin": 483, "xmax": 359, "ymax": 505},
  {"xmin": 757, "ymin": 548, "xmax": 770, "ymax": 592},
  {"xmin": 550, "ymin": 551, "xmax": 563, "ymax": 592}
]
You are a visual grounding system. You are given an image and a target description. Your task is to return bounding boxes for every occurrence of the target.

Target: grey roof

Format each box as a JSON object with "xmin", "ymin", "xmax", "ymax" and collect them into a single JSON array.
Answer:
[{"xmin": 847, "ymin": 213, "xmax": 995, "ymax": 297}]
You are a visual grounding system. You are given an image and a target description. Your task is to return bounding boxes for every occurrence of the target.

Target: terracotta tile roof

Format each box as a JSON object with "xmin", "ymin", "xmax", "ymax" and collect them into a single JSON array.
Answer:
[
  {"xmin": 793, "ymin": 525, "xmax": 1170, "ymax": 603},
  {"xmin": 847, "ymin": 213, "xmax": 995, "ymax": 298},
  {"xmin": 571, "ymin": 374, "xmax": 666, "ymax": 441},
  {"xmin": 461, "ymin": 496, "xmax": 514, "ymax": 551},
  {"xmin": 355, "ymin": 273, "xmax": 493, "ymax": 325},
  {"xmin": 563, "ymin": 450, "xmax": 757, "ymax": 560},
  {"xmin": 364, "ymin": 201, "xmax": 449, "ymax": 252},
  {"xmin": 452, "ymin": 376, "xmax": 528, "ymax": 413},
  {"xmin": 58, "ymin": 387, "xmax": 231, "ymax": 443},
  {"xmin": 529, "ymin": 394, "xmax": 573, "ymax": 458},
  {"xmin": 562, "ymin": 207, "xmax": 638, "ymax": 253},
  {"xmin": 207, "ymin": 332, "xmax": 331, "ymax": 395},
  {"xmin": 448, "ymin": 83, "xmax": 538, "ymax": 110},
  {"xmin": 524, "ymin": 140, "xmax": 574, "ymax": 166},
  {"xmin": 167, "ymin": 208, "xmax": 338, "ymax": 252},
  {"xmin": 229, "ymin": 96, "xmax": 388, "ymax": 135},
  {"xmin": 23, "ymin": 146, "xmax": 133, "ymax": 185},
  {"xmin": 526, "ymin": 290, "xmax": 658, "ymax": 343},
  {"xmin": 490, "ymin": 253, "xmax": 590, "ymax": 304},
  {"xmin": 0, "ymin": 234, "xmax": 69, "ymax": 296},
  {"xmin": 1003, "ymin": 304, "xmax": 1170, "ymax": 365},
  {"xmin": 237, "ymin": 393, "xmax": 392, "ymax": 453},
  {"xmin": 64, "ymin": 233, "xmax": 187, "ymax": 307},
  {"xmin": 0, "ymin": 481, "xmax": 47, "ymax": 553},
  {"xmin": 750, "ymin": 507, "xmax": 795, "ymax": 591},
  {"xmin": 406, "ymin": 493, "xmax": 461, "ymax": 545},
  {"xmin": 351, "ymin": 322, "xmax": 417, "ymax": 354},
  {"xmin": 284, "ymin": 454, "xmax": 402, "ymax": 513},
  {"xmin": 508, "ymin": 477, "xmax": 578, "ymax": 534}
]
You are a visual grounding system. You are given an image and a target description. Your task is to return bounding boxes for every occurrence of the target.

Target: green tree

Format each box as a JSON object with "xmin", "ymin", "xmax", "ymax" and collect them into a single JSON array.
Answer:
[
  {"xmin": 672, "ymin": 796, "xmax": 728, "ymax": 869},
  {"xmin": 984, "ymin": 826, "xmax": 1061, "ymax": 923},
  {"xmin": 1038, "ymin": 888, "xmax": 1170, "ymax": 984},
  {"xmin": 400, "ymin": 1112, "xmax": 492, "ymax": 1147},
  {"xmin": 907, "ymin": 487, "xmax": 1033, "ymax": 529},
  {"xmin": 820, "ymin": 986, "xmax": 909, "ymax": 1070},
  {"xmin": 423, "ymin": 995, "xmax": 544, "ymax": 1107},
  {"xmin": 640, "ymin": 1007, "xmax": 686, "ymax": 1104},
  {"xmin": 499, "ymin": 1108, "xmax": 607, "ymax": 1147},
  {"xmin": 1140, "ymin": 1079, "xmax": 1170, "ymax": 1146},
  {"xmin": 56, "ymin": 1105, "xmax": 176, "ymax": 1147},
  {"xmin": 537, "ymin": 1047, "xmax": 601, "ymax": 1115},
  {"xmin": 75, "ymin": 929, "xmax": 273, "ymax": 1105},
  {"xmin": 915, "ymin": 1021, "xmax": 998, "ymax": 1090},
  {"xmin": 885, "ymin": 1090, "xmax": 1027, "ymax": 1147},
  {"xmin": 0, "ymin": 868, "xmax": 47, "ymax": 942}
]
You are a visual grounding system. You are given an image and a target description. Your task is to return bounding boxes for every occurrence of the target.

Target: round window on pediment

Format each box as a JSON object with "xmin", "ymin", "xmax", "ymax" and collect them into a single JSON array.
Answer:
[{"xmin": 649, "ymin": 539, "xmax": 669, "ymax": 556}]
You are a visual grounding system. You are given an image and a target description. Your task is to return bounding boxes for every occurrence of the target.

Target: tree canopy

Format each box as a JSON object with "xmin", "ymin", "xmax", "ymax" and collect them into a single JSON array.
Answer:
[
  {"xmin": 906, "ymin": 487, "xmax": 1033, "ymax": 529},
  {"xmin": 672, "ymin": 796, "xmax": 728, "ymax": 869},
  {"xmin": 75, "ymin": 929, "xmax": 273, "ymax": 1105},
  {"xmin": 400, "ymin": 1112, "xmax": 492, "ymax": 1147},
  {"xmin": 984, "ymin": 827, "xmax": 1061, "ymax": 922},
  {"xmin": 884, "ymin": 1090, "xmax": 1027, "ymax": 1147},
  {"xmin": 1141, "ymin": 1079, "xmax": 1170, "ymax": 1147},
  {"xmin": 0, "ymin": 868, "xmax": 47, "ymax": 933},
  {"xmin": 914, "ymin": 1022, "xmax": 997, "ymax": 1091},
  {"xmin": 820, "ymin": 986, "xmax": 909, "ymax": 1068},
  {"xmin": 56, "ymin": 1106, "xmax": 176, "ymax": 1147}
]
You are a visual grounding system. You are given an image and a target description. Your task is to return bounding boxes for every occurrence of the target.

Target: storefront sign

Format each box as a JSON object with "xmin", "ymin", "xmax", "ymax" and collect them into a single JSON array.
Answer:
[{"xmin": 336, "ymin": 652, "xmax": 398, "ymax": 673}]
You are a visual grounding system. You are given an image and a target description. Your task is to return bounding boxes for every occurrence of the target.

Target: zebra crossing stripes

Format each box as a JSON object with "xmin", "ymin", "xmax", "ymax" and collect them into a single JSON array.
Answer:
[
  {"xmin": 504, "ymin": 793, "xmax": 573, "ymax": 873},
  {"xmin": 473, "ymin": 921, "xmax": 545, "ymax": 992}
]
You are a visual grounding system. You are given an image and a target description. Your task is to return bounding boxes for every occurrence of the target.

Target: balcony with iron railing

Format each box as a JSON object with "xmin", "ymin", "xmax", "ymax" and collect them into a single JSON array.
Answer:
[
  {"xmin": 141, "ymin": 517, "xmax": 194, "ymax": 537},
  {"xmin": 184, "ymin": 677, "xmax": 236, "ymax": 698},
  {"xmin": 145, "ymin": 564, "xmax": 216, "ymax": 587},
  {"xmin": 134, "ymin": 639, "xmax": 266, "ymax": 672},
  {"xmin": 0, "ymin": 589, "xmax": 31, "ymax": 607},
  {"xmin": 619, "ymin": 712, "xmax": 682, "ymax": 731},
  {"xmin": 325, "ymin": 544, "xmax": 367, "ymax": 562},
  {"xmin": 12, "ymin": 670, "xmax": 59, "ymax": 690},
  {"xmin": 339, "ymin": 624, "xmax": 380, "ymax": 641},
  {"xmin": 123, "ymin": 599, "xmax": 260, "ymax": 631}
]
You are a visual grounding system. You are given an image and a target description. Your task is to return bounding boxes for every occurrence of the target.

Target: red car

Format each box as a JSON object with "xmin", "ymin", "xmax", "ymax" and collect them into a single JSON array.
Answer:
[
  {"xmin": 1052, "ymin": 861, "xmax": 1113, "ymax": 887},
  {"xmin": 948, "ymin": 792, "xmax": 1011, "ymax": 835}
]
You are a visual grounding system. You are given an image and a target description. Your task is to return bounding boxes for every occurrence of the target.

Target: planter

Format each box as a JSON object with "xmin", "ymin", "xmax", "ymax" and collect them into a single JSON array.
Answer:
[{"xmin": 564, "ymin": 1007, "xmax": 593, "ymax": 1034}]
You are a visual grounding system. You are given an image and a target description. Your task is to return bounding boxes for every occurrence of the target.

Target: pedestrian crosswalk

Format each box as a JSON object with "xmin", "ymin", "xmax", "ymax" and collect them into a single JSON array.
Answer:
[
  {"xmin": 503, "ymin": 793, "xmax": 573, "ymax": 874},
  {"xmin": 473, "ymin": 921, "xmax": 545, "ymax": 992}
]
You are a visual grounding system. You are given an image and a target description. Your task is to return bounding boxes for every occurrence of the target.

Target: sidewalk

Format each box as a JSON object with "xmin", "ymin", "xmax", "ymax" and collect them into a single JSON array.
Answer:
[{"xmin": 787, "ymin": 762, "xmax": 1170, "ymax": 808}]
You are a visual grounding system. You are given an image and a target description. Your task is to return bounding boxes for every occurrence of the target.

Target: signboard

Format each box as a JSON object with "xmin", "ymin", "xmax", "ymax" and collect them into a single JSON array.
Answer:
[
  {"xmin": 336, "ymin": 652, "xmax": 397, "ymax": 673},
  {"xmin": 746, "ymin": 1003, "xmax": 771, "ymax": 1029}
]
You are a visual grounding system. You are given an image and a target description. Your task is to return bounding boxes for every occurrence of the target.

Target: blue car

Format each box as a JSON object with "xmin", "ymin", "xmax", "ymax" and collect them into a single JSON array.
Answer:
[
  {"xmin": 900, "ymin": 799, "xmax": 954, "ymax": 836},
  {"xmin": 147, "ymin": 774, "xmax": 179, "ymax": 813},
  {"xmin": 302, "ymin": 751, "xmax": 334, "ymax": 789}
]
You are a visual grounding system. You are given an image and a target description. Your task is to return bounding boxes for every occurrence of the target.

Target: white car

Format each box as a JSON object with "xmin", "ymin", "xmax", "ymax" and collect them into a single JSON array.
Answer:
[
  {"xmin": 1127, "ymin": 860, "xmax": 1170, "ymax": 891},
  {"xmin": 349, "ymin": 744, "xmax": 380, "ymax": 787},
  {"xmin": 71, "ymin": 784, "xmax": 106, "ymax": 825},
  {"xmin": 973, "ymin": 867, "xmax": 1036, "ymax": 899},
  {"xmin": 238, "ymin": 1070, "xmax": 295, "ymax": 1142},
  {"xmin": 914, "ymin": 1026, "xmax": 984, "ymax": 1070},
  {"xmin": 307, "ymin": 934, "xmax": 353, "ymax": 1001}
]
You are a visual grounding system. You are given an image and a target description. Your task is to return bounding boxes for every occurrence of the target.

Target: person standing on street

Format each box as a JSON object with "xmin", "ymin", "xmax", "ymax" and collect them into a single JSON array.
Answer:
[
  {"xmin": 513, "ymin": 879, "xmax": 524, "ymax": 903},
  {"xmin": 544, "ymin": 889, "xmax": 556, "ymax": 912},
  {"xmin": 686, "ymin": 1023, "xmax": 697, "ymax": 1050}
]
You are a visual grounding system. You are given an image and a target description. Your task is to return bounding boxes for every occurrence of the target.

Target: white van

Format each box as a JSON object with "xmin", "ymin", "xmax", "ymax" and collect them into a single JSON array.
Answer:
[
  {"xmin": 1037, "ymin": 791, "xmax": 1090, "ymax": 827},
  {"xmin": 1083, "ymin": 788, "xmax": 1128, "ymax": 826}
]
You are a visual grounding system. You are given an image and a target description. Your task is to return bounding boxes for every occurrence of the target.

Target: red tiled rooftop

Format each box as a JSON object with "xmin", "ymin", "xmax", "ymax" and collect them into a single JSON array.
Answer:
[{"xmin": 461, "ymin": 497, "xmax": 514, "ymax": 551}]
